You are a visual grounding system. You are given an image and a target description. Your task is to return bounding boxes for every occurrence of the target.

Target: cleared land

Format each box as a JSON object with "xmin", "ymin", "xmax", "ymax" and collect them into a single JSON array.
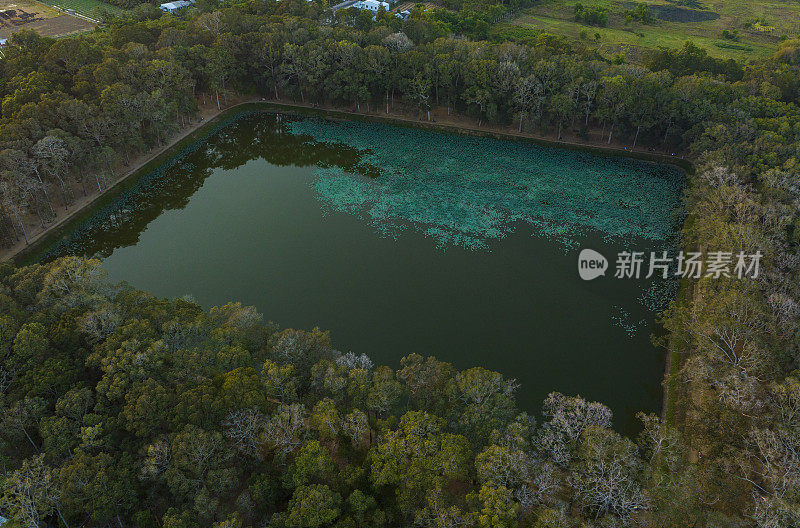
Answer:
[
  {"xmin": 495, "ymin": 0, "xmax": 800, "ymax": 60},
  {"xmin": 0, "ymin": 0, "xmax": 94, "ymax": 39},
  {"xmin": 38, "ymin": 0, "xmax": 122, "ymax": 18}
]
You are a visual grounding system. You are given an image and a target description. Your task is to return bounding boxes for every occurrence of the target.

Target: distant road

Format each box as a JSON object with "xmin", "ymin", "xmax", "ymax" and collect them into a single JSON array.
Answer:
[{"xmin": 330, "ymin": 0, "xmax": 356, "ymax": 12}]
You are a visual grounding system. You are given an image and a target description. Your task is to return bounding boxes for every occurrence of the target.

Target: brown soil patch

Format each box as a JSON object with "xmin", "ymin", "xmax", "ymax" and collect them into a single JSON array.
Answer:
[{"xmin": 0, "ymin": 0, "xmax": 93, "ymax": 39}]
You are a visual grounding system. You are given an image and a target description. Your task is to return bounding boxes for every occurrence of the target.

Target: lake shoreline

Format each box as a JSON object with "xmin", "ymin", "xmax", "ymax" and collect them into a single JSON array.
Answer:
[
  {"xmin": 264, "ymin": 100, "xmax": 695, "ymax": 171},
  {"xmin": 4, "ymin": 97, "xmax": 256, "ymax": 265},
  {"xmin": 9, "ymin": 103, "xmax": 687, "ymax": 428},
  {"xmin": 5, "ymin": 97, "xmax": 692, "ymax": 265}
]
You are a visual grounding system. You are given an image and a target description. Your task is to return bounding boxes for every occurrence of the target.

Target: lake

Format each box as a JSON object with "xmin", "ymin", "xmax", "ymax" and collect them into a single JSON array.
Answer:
[{"xmin": 43, "ymin": 111, "xmax": 684, "ymax": 431}]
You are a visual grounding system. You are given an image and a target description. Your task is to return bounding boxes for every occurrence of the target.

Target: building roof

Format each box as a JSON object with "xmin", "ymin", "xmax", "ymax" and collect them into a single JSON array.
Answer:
[{"xmin": 160, "ymin": 0, "xmax": 193, "ymax": 10}]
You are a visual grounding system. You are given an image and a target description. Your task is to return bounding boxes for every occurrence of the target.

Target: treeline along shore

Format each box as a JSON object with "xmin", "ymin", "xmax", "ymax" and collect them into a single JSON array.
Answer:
[{"xmin": 4, "ymin": 97, "xmax": 692, "ymax": 264}]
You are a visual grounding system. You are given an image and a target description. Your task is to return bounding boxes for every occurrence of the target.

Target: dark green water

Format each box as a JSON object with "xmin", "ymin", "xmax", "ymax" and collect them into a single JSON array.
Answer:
[{"xmin": 46, "ymin": 113, "xmax": 684, "ymax": 431}]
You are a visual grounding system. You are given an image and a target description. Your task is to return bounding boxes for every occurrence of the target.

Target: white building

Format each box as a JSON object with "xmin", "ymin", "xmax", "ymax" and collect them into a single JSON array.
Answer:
[
  {"xmin": 353, "ymin": 0, "xmax": 389, "ymax": 13},
  {"xmin": 159, "ymin": 0, "xmax": 194, "ymax": 13}
]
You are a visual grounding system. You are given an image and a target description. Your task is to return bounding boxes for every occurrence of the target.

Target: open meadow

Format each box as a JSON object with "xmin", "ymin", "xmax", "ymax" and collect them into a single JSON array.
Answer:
[
  {"xmin": 36, "ymin": 0, "xmax": 121, "ymax": 19},
  {"xmin": 494, "ymin": 0, "xmax": 800, "ymax": 60}
]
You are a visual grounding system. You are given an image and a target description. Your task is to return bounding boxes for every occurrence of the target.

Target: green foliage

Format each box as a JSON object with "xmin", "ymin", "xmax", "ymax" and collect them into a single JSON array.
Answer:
[
  {"xmin": 475, "ymin": 484, "xmax": 520, "ymax": 528},
  {"xmin": 720, "ymin": 29, "xmax": 739, "ymax": 41},
  {"xmin": 624, "ymin": 3, "xmax": 655, "ymax": 25},
  {"xmin": 283, "ymin": 440, "xmax": 337, "ymax": 489},
  {"xmin": 370, "ymin": 410, "xmax": 472, "ymax": 512},
  {"xmin": 574, "ymin": 3, "xmax": 608, "ymax": 27},
  {"xmin": 4, "ymin": 256, "xmax": 676, "ymax": 527},
  {"xmin": 646, "ymin": 41, "xmax": 743, "ymax": 79},
  {"xmin": 285, "ymin": 484, "xmax": 342, "ymax": 528}
]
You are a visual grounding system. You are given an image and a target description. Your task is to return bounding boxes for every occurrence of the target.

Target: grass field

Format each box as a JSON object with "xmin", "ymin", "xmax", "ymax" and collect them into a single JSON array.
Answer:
[
  {"xmin": 496, "ymin": 0, "xmax": 800, "ymax": 61},
  {"xmin": 36, "ymin": 0, "xmax": 122, "ymax": 19}
]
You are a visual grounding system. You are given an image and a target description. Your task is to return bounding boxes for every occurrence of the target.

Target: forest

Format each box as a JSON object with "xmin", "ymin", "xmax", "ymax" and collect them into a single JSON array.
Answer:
[
  {"xmin": 0, "ymin": 257, "xmax": 675, "ymax": 527},
  {"xmin": 0, "ymin": 0, "xmax": 799, "ymax": 526}
]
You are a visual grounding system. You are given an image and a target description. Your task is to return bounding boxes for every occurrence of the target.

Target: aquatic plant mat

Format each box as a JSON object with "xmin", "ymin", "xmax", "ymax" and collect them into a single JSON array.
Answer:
[{"xmin": 286, "ymin": 117, "xmax": 684, "ymax": 252}]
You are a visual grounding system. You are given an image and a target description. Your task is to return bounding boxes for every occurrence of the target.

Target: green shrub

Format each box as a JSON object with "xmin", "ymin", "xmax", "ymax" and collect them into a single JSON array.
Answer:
[
  {"xmin": 574, "ymin": 3, "xmax": 608, "ymax": 27},
  {"xmin": 624, "ymin": 3, "xmax": 654, "ymax": 25},
  {"xmin": 720, "ymin": 29, "xmax": 739, "ymax": 41}
]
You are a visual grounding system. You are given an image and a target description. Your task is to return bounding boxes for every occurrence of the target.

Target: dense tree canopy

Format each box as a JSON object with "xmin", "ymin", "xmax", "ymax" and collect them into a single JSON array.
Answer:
[{"xmin": 0, "ymin": 257, "xmax": 687, "ymax": 527}]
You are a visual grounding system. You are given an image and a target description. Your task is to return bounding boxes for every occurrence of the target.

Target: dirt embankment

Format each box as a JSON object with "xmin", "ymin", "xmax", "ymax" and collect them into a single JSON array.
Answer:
[{"xmin": 2, "ymin": 96, "xmax": 253, "ymax": 263}]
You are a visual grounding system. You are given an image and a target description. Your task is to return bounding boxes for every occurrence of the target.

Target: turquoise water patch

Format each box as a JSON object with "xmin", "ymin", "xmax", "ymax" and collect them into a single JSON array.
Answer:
[{"xmin": 286, "ymin": 119, "xmax": 684, "ymax": 251}]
